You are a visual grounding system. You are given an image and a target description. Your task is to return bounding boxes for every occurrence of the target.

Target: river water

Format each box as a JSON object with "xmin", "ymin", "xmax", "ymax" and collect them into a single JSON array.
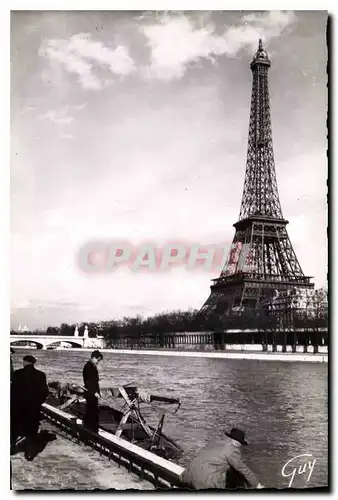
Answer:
[{"xmin": 12, "ymin": 349, "xmax": 328, "ymax": 489}]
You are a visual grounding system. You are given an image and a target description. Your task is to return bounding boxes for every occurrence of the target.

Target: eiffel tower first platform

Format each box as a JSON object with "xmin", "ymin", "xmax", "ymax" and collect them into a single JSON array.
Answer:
[{"xmin": 201, "ymin": 40, "xmax": 314, "ymax": 316}]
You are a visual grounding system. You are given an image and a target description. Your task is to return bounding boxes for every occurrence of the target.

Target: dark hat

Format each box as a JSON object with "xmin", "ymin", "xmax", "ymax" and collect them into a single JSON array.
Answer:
[
  {"xmin": 91, "ymin": 350, "xmax": 103, "ymax": 360},
  {"xmin": 10, "ymin": 348, "xmax": 15, "ymax": 354},
  {"xmin": 23, "ymin": 355, "xmax": 36, "ymax": 364},
  {"xmin": 225, "ymin": 428, "xmax": 248, "ymax": 445}
]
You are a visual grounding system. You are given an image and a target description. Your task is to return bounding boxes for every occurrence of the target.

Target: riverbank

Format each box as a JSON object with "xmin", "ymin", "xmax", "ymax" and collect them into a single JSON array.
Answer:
[
  {"xmin": 98, "ymin": 348, "xmax": 328, "ymax": 363},
  {"xmin": 10, "ymin": 421, "xmax": 153, "ymax": 491},
  {"xmin": 13, "ymin": 345, "xmax": 327, "ymax": 363}
]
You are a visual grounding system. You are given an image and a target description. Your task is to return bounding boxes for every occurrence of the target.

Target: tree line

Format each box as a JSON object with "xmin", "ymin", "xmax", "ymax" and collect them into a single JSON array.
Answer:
[{"xmin": 10, "ymin": 288, "xmax": 328, "ymax": 346}]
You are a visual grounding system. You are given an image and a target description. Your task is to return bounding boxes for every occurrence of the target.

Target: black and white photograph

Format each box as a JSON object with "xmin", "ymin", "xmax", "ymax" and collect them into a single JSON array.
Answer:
[{"xmin": 10, "ymin": 9, "xmax": 328, "ymax": 491}]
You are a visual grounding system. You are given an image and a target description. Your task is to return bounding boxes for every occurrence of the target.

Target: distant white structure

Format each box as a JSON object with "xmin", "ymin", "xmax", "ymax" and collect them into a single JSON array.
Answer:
[
  {"xmin": 74, "ymin": 325, "xmax": 79, "ymax": 337},
  {"xmin": 84, "ymin": 325, "xmax": 89, "ymax": 338},
  {"xmin": 17, "ymin": 324, "xmax": 29, "ymax": 332}
]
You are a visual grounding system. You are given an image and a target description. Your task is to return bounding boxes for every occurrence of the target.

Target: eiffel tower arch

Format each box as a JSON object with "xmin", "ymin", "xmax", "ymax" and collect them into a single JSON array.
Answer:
[{"xmin": 201, "ymin": 40, "xmax": 314, "ymax": 319}]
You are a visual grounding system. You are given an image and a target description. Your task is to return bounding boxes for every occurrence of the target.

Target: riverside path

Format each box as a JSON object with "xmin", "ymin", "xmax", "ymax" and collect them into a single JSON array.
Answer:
[{"xmin": 10, "ymin": 421, "xmax": 154, "ymax": 491}]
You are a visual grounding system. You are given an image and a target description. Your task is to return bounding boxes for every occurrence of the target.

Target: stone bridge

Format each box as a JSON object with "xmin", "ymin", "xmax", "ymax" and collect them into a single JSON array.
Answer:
[{"xmin": 10, "ymin": 335, "xmax": 105, "ymax": 350}]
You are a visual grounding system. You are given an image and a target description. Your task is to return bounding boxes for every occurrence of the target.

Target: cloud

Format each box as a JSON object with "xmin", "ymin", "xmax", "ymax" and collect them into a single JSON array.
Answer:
[
  {"xmin": 19, "ymin": 105, "xmax": 37, "ymax": 116},
  {"xmin": 39, "ymin": 39, "xmax": 102, "ymax": 90},
  {"xmin": 39, "ymin": 33, "xmax": 135, "ymax": 91},
  {"xmin": 38, "ymin": 12, "xmax": 297, "ymax": 89},
  {"xmin": 74, "ymin": 103, "xmax": 87, "ymax": 111},
  {"xmin": 241, "ymin": 10, "xmax": 297, "ymax": 31},
  {"xmin": 24, "ymin": 24, "xmax": 38, "ymax": 35},
  {"xmin": 140, "ymin": 11, "xmax": 298, "ymax": 81},
  {"xmin": 60, "ymin": 133, "xmax": 76, "ymax": 140},
  {"xmin": 39, "ymin": 108, "xmax": 74, "ymax": 125}
]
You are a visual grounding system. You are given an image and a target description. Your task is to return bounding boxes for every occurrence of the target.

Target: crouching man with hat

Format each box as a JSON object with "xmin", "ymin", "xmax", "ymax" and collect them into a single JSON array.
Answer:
[
  {"xmin": 180, "ymin": 427, "xmax": 264, "ymax": 490},
  {"xmin": 11, "ymin": 355, "xmax": 49, "ymax": 460}
]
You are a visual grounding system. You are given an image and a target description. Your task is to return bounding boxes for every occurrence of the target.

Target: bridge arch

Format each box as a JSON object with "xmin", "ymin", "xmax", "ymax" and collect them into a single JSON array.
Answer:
[
  {"xmin": 10, "ymin": 339, "xmax": 44, "ymax": 350},
  {"xmin": 62, "ymin": 341, "xmax": 82, "ymax": 348},
  {"xmin": 68, "ymin": 341, "xmax": 83, "ymax": 348},
  {"xmin": 45, "ymin": 340, "xmax": 83, "ymax": 349}
]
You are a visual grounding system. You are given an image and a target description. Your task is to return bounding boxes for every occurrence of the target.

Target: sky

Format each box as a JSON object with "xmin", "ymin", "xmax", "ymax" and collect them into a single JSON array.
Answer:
[{"xmin": 11, "ymin": 10, "xmax": 328, "ymax": 329}]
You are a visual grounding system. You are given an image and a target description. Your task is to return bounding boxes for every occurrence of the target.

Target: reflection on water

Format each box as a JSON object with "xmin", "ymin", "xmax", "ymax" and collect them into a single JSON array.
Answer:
[{"xmin": 12, "ymin": 350, "xmax": 328, "ymax": 488}]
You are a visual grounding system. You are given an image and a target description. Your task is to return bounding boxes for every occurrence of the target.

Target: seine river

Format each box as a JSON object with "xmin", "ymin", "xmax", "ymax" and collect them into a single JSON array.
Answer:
[{"xmin": 12, "ymin": 349, "xmax": 328, "ymax": 489}]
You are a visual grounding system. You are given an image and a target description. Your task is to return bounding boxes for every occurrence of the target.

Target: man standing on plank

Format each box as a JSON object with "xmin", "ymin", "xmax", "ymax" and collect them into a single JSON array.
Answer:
[{"xmin": 82, "ymin": 350, "xmax": 103, "ymax": 433}]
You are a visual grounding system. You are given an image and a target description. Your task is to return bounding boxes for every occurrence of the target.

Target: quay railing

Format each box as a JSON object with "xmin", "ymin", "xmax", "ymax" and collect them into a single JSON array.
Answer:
[{"xmin": 41, "ymin": 403, "xmax": 185, "ymax": 489}]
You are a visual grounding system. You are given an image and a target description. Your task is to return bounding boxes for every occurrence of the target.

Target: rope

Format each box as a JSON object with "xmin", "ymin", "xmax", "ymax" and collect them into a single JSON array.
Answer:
[
  {"xmin": 142, "ymin": 402, "xmax": 187, "ymax": 423},
  {"xmin": 55, "ymin": 377, "xmax": 181, "ymax": 414}
]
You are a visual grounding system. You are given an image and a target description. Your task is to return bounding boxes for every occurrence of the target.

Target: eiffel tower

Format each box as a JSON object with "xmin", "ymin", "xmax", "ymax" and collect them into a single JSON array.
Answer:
[{"xmin": 201, "ymin": 40, "xmax": 314, "ymax": 317}]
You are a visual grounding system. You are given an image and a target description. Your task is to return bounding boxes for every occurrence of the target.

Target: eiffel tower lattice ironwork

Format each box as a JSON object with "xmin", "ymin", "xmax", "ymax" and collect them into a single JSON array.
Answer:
[{"xmin": 201, "ymin": 39, "xmax": 314, "ymax": 316}]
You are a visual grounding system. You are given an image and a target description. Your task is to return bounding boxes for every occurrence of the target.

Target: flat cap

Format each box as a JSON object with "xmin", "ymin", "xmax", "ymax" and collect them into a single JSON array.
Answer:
[
  {"xmin": 23, "ymin": 355, "xmax": 36, "ymax": 364},
  {"xmin": 91, "ymin": 350, "xmax": 103, "ymax": 360}
]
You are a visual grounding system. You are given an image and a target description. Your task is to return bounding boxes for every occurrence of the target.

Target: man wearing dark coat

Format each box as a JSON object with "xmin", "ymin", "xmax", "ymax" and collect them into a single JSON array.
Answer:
[
  {"xmin": 11, "ymin": 355, "xmax": 49, "ymax": 460},
  {"xmin": 82, "ymin": 350, "xmax": 103, "ymax": 433},
  {"xmin": 10, "ymin": 348, "xmax": 15, "ymax": 381},
  {"xmin": 180, "ymin": 428, "xmax": 264, "ymax": 490}
]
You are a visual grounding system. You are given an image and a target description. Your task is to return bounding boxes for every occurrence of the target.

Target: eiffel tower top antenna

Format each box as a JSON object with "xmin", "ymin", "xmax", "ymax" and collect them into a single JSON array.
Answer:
[{"xmin": 251, "ymin": 38, "xmax": 270, "ymax": 66}]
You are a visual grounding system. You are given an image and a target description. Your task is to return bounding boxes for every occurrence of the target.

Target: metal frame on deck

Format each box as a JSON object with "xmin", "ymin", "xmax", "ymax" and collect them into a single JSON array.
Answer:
[{"xmin": 41, "ymin": 403, "xmax": 185, "ymax": 489}]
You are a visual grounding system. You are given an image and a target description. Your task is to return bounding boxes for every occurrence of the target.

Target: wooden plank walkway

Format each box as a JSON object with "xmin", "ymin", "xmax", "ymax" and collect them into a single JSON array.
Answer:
[
  {"xmin": 10, "ymin": 422, "xmax": 154, "ymax": 491},
  {"xmin": 41, "ymin": 402, "xmax": 184, "ymax": 487}
]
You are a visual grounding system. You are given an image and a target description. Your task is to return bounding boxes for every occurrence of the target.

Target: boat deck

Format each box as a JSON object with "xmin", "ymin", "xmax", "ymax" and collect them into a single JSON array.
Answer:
[{"xmin": 10, "ymin": 421, "xmax": 154, "ymax": 491}]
